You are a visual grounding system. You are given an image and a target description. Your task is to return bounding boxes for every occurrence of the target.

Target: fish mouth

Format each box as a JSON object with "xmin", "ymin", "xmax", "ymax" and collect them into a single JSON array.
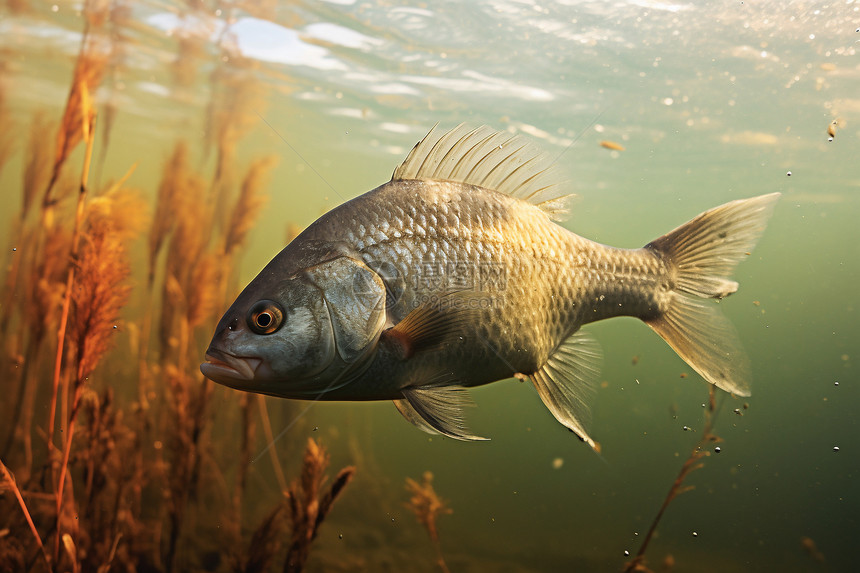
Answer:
[{"xmin": 200, "ymin": 348, "xmax": 263, "ymax": 385}]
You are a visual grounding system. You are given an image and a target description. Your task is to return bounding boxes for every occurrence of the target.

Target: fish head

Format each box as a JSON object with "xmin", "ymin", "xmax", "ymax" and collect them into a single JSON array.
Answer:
[{"xmin": 201, "ymin": 243, "xmax": 387, "ymax": 398}]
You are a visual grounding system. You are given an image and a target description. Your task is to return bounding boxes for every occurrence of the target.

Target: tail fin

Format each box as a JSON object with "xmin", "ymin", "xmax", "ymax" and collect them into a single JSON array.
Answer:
[{"xmin": 644, "ymin": 193, "xmax": 780, "ymax": 396}]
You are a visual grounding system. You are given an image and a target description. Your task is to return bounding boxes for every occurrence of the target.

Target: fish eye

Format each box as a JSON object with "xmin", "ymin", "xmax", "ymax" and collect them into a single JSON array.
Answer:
[{"xmin": 247, "ymin": 300, "xmax": 284, "ymax": 335}]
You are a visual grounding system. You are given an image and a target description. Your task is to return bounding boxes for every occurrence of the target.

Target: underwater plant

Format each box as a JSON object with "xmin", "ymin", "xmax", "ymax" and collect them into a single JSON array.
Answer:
[
  {"xmin": 623, "ymin": 386, "xmax": 722, "ymax": 573},
  {"xmin": 405, "ymin": 471, "xmax": 453, "ymax": 573},
  {"xmin": 0, "ymin": 2, "xmax": 357, "ymax": 572},
  {"xmin": 283, "ymin": 438, "xmax": 356, "ymax": 573}
]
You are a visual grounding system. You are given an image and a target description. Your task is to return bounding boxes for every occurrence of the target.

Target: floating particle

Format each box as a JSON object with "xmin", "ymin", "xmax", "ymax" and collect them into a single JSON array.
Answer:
[
  {"xmin": 338, "ymin": 534, "xmax": 343, "ymax": 540},
  {"xmin": 682, "ymin": 425, "xmax": 690, "ymax": 431},
  {"xmin": 786, "ymin": 171, "xmax": 792, "ymax": 176},
  {"xmin": 600, "ymin": 140, "xmax": 626, "ymax": 151},
  {"xmin": 833, "ymin": 446, "xmax": 839, "ymax": 452},
  {"xmin": 733, "ymin": 408, "xmax": 742, "ymax": 416},
  {"xmin": 801, "ymin": 536, "xmax": 826, "ymax": 563},
  {"xmin": 680, "ymin": 372, "xmax": 688, "ymax": 379},
  {"xmin": 834, "ymin": 381, "xmax": 839, "ymax": 386},
  {"xmin": 624, "ymin": 550, "xmax": 630, "ymax": 556},
  {"xmin": 752, "ymin": 300, "xmax": 760, "ymax": 306},
  {"xmin": 714, "ymin": 446, "xmax": 721, "ymax": 453},
  {"xmin": 552, "ymin": 457, "xmax": 564, "ymax": 470},
  {"xmin": 692, "ymin": 531, "xmax": 698, "ymax": 537},
  {"xmin": 743, "ymin": 402, "xmax": 749, "ymax": 410},
  {"xmin": 631, "ymin": 355, "xmax": 639, "ymax": 365},
  {"xmin": 827, "ymin": 122, "xmax": 837, "ymax": 138}
]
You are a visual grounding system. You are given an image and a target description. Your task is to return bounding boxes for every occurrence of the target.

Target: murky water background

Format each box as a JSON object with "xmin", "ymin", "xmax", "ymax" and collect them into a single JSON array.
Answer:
[{"xmin": 1, "ymin": 1, "xmax": 858, "ymax": 571}]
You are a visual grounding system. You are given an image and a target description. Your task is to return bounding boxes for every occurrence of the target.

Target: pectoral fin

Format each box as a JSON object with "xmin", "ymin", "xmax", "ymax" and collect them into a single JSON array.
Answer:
[
  {"xmin": 394, "ymin": 385, "xmax": 489, "ymax": 442},
  {"xmin": 529, "ymin": 329, "xmax": 603, "ymax": 451},
  {"xmin": 382, "ymin": 292, "xmax": 479, "ymax": 359}
]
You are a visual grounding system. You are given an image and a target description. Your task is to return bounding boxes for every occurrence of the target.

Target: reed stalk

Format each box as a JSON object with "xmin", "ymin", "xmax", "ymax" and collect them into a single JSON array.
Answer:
[
  {"xmin": 257, "ymin": 395, "xmax": 289, "ymax": 494},
  {"xmin": 0, "ymin": 457, "xmax": 52, "ymax": 571},
  {"xmin": 52, "ymin": 91, "xmax": 95, "ymax": 564},
  {"xmin": 623, "ymin": 386, "xmax": 721, "ymax": 573}
]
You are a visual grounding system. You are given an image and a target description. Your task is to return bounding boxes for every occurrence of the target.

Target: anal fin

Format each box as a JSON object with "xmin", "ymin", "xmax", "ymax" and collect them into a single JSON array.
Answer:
[
  {"xmin": 529, "ymin": 329, "xmax": 602, "ymax": 451},
  {"xmin": 395, "ymin": 385, "xmax": 489, "ymax": 442}
]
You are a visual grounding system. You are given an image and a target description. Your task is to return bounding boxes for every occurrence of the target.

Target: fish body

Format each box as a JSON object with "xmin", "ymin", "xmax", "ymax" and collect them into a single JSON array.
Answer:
[{"xmin": 202, "ymin": 125, "xmax": 779, "ymax": 447}]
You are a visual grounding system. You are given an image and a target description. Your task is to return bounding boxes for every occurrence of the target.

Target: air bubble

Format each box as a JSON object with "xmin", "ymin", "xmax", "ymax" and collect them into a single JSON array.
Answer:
[
  {"xmin": 786, "ymin": 171, "xmax": 792, "ymax": 176},
  {"xmin": 714, "ymin": 446, "xmax": 721, "ymax": 453},
  {"xmin": 833, "ymin": 446, "xmax": 840, "ymax": 452}
]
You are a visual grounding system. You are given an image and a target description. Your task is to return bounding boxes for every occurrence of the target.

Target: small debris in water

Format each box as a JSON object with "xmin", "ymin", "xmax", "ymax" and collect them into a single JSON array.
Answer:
[
  {"xmin": 692, "ymin": 531, "xmax": 698, "ymax": 537},
  {"xmin": 714, "ymin": 446, "xmax": 721, "ymax": 453},
  {"xmin": 679, "ymin": 372, "xmax": 687, "ymax": 379},
  {"xmin": 834, "ymin": 381, "xmax": 839, "ymax": 386},
  {"xmin": 551, "ymin": 457, "xmax": 564, "ymax": 470},
  {"xmin": 624, "ymin": 550, "xmax": 630, "ymax": 556},
  {"xmin": 682, "ymin": 425, "xmax": 690, "ymax": 431},
  {"xmin": 801, "ymin": 536, "xmax": 826, "ymax": 563},
  {"xmin": 786, "ymin": 171, "xmax": 792, "ymax": 176},
  {"xmin": 599, "ymin": 140, "xmax": 626, "ymax": 151},
  {"xmin": 833, "ymin": 446, "xmax": 839, "ymax": 452}
]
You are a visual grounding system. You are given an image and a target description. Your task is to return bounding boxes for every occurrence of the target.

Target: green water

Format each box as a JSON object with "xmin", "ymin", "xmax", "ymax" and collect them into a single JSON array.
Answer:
[{"xmin": 1, "ymin": 1, "xmax": 858, "ymax": 571}]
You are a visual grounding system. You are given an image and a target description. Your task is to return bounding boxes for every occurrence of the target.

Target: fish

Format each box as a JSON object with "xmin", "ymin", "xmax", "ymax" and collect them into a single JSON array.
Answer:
[{"xmin": 201, "ymin": 124, "xmax": 779, "ymax": 448}]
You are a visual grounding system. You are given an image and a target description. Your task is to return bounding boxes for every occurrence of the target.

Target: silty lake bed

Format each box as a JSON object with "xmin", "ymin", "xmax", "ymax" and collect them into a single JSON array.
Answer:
[{"xmin": 0, "ymin": 1, "xmax": 857, "ymax": 571}]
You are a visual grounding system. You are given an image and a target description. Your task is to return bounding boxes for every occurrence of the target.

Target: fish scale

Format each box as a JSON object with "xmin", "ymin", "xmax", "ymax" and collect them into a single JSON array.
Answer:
[{"xmin": 300, "ymin": 177, "xmax": 672, "ymax": 400}]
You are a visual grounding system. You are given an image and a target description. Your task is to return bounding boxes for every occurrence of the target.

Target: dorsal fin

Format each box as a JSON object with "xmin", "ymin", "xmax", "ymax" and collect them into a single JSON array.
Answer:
[{"xmin": 392, "ymin": 124, "xmax": 574, "ymax": 220}]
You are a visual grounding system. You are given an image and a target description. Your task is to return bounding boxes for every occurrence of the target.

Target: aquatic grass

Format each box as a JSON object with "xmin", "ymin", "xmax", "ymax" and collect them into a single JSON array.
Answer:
[
  {"xmin": 0, "ymin": 458, "xmax": 50, "ymax": 569},
  {"xmin": 225, "ymin": 155, "xmax": 276, "ymax": 258},
  {"xmin": 284, "ymin": 438, "xmax": 356, "ymax": 573},
  {"xmin": 0, "ymin": 3, "xmax": 360, "ymax": 571},
  {"xmin": 623, "ymin": 386, "xmax": 721, "ymax": 573},
  {"xmin": 238, "ymin": 504, "xmax": 286, "ymax": 573},
  {"xmin": 0, "ymin": 87, "xmax": 16, "ymax": 186},
  {"xmin": 405, "ymin": 471, "xmax": 453, "ymax": 573},
  {"xmin": 43, "ymin": 0, "xmax": 108, "ymax": 208}
]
